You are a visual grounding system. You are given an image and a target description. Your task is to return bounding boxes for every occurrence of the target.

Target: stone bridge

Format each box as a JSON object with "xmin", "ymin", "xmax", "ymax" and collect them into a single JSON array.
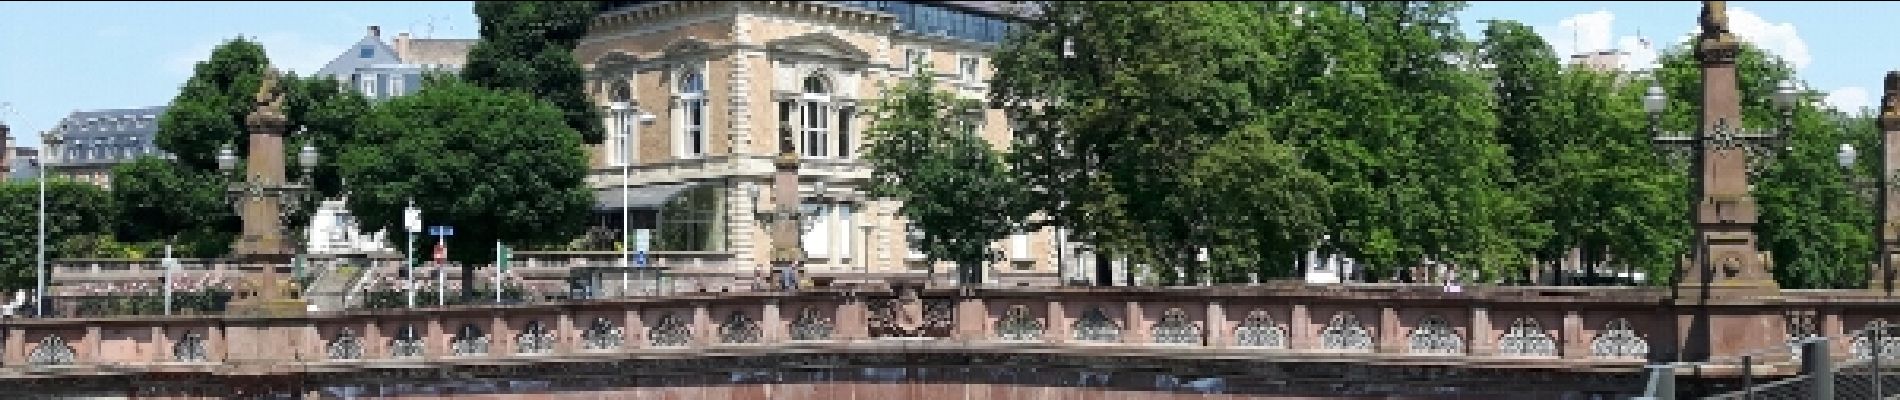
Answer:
[{"xmin": 4, "ymin": 284, "xmax": 1898, "ymax": 399}]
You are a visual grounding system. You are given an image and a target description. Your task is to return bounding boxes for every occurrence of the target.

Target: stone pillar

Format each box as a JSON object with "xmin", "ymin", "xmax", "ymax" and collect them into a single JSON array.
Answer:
[
  {"xmin": 1469, "ymin": 307, "xmax": 1493, "ymax": 356},
  {"xmin": 694, "ymin": 303, "xmax": 713, "ymax": 346},
  {"xmin": 1290, "ymin": 304, "xmax": 1312, "ymax": 350},
  {"xmin": 556, "ymin": 311, "xmax": 575, "ymax": 353},
  {"xmin": 1124, "ymin": 301, "xmax": 1143, "ymax": 344},
  {"xmin": 1563, "ymin": 311, "xmax": 1587, "ymax": 359},
  {"xmin": 149, "ymin": 326, "xmax": 166, "ymax": 362},
  {"xmin": 425, "ymin": 317, "xmax": 444, "ymax": 359},
  {"xmin": 83, "ymin": 326, "xmax": 101, "ymax": 364},
  {"xmin": 1378, "ymin": 306, "xmax": 1403, "ymax": 353},
  {"xmin": 626, "ymin": 307, "xmax": 645, "ymax": 349},
  {"xmin": 1874, "ymin": 72, "xmax": 1900, "ymax": 294},
  {"xmin": 763, "ymin": 299, "xmax": 782, "ymax": 343},
  {"xmin": 1046, "ymin": 300, "xmax": 1067, "ymax": 344},
  {"xmin": 1205, "ymin": 301, "xmax": 1226, "ymax": 347},
  {"xmin": 955, "ymin": 296, "xmax": 985, "ymax": 341},
  {"xmin": 364, "ymin": 319, "xmax": 382, "ymax": 358},
  {"xmin": 490, "ymin": 314, "xmax": 509, "ymax": 356},
  {"xmin": 3, "ymin": 327, "xmax": 24, "ymax": 365}
]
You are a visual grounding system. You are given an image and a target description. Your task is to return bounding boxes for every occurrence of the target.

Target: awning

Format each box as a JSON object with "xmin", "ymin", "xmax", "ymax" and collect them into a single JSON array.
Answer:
[{"xmin": 595, "ymin": 182, "xmax": 705, "ymax": 211}]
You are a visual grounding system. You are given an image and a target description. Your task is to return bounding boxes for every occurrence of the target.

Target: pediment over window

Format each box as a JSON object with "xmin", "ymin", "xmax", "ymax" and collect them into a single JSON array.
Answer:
[
  {"xmin": 765, "ymin": 32, "xmax": 871, "ymax": 64},
  {"xmin": 660, "ymin": 37, "xmax": 718, "ymax": 59},
  {"xmin": 590, "ymin": 51, "xmax": 644, "ymax": 80}
]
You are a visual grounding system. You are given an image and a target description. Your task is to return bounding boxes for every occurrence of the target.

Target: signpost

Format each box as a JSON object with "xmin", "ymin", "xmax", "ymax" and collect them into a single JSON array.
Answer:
[
  {"xmin": 404, "ymin": 201, "xmax": 421, "ymax": 308},
  {"xmin": 633, "ymin": 229, "xmax": 649, "ymax": 294},
  {"xmin": 163, "ymin": 245, "xmax": 176, "ymax": 316},
  {"xmin": 430, "ymin": 225, "xmax": 453, "ymax": 306}
]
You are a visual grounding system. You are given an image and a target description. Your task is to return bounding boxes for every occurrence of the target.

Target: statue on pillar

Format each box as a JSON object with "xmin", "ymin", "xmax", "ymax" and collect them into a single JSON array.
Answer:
[
  {"xmin": 1882, "ymin": 71, "xmax": 1899, "ymax": 125},
  {"xmin": 1700, "ymin": 1, "xmax": 1735, "ymax": 43}
]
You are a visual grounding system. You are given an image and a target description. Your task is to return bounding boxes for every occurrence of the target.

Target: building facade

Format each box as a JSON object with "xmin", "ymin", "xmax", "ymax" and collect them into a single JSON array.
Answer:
[
  {"xmin": 314, "ymin": 26, "xmax": 477, "ymax": 100},
  {"xmin": 579, "ymin": 1, "xmax": 1069, "ymax": 285},
  {"xmin": 41, "ymin": 106, "xmax": 169, "ymax": 187},
  {"xmin": 5, "ymin": 147, "xmax": 34, "ymax": 181}
]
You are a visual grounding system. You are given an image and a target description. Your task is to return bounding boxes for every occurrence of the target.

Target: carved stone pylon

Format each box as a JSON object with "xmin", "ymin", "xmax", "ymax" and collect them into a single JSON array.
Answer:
[
  {"xmin": 1874, "ymin": 72, "xmax": 1900, "ymax": 294},
  {"xmin": 1680, "ymin": 0, "xmax": 1777, "ymax": 294}
]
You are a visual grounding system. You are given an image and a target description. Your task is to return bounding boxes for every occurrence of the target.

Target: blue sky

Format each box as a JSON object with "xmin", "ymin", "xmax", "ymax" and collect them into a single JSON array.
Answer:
[{"xmin": 3, "ymin": 1, "xmax": 1896, "ymax": 149}]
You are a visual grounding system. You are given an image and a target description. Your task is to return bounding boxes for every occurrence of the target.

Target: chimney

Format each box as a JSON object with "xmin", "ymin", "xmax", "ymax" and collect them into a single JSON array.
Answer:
[
  {"xmin": 369, "ymin": 25, "xmax": 381, "ymax": 38},
  {"xmin": 395, "ymin": 32, "xmax": 412, "ymax": 62}
]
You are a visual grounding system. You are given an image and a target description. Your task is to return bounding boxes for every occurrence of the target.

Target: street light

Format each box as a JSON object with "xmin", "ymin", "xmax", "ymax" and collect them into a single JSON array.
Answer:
[
  {"xmin": 217, "ymin": 143, "xmax": 237, "ymax": 173},
  {"xmin": 610, "ymin": 100, "xmax": 654, "ymax": 297}
]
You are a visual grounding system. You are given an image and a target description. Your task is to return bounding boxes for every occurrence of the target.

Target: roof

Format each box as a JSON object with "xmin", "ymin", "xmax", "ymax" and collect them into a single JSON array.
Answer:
[
  {"xmin": 52, "ymin": 106, "xmax": 168, "ymax": 137},
  {"xmin": 399, "ymin": 38, "xmax": 478, "ymax": 67},
  {"xmin": 315, "ymin": 32, "xmax": 404, "ymax": 79}
]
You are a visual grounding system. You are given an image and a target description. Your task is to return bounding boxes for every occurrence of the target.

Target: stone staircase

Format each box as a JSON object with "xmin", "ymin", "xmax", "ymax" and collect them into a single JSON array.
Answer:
[{"xmin": 304, "ymin": 263, "xmax": 367, "ymax": 312}]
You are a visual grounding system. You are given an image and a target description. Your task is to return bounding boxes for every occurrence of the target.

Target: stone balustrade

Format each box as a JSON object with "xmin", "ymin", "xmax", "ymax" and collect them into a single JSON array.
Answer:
[{"xmin": 8, "ymin": 283, "xmax": 1897, "ymax": 383}]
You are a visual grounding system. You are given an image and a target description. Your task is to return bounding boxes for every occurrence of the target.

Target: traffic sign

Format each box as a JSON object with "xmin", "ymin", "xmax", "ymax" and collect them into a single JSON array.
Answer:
[
  {"xmin": 635, "ymin": 251, "xmax": 647, "ymax": 268},
  {"xmin": 430, "ymin": 226, "xmax": 455, "ymax": 236}
]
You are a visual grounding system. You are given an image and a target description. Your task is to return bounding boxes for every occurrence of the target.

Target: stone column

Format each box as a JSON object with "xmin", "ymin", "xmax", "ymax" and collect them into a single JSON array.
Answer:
[
  {"xmin": 955, "ymin": 296, "xmax": 985, "ymax": 342},
  {"xmin": 1875, "ymin": 72, "xmax": 1900, "ymax": 293},
  {"xmin": 1378, "ymin": 306, "xmax": 1403, "ymax": 354},
  {"xmin": 490, "ymin": 314, "xmax": 509, "ymax": 356},
  {"xmin": 83, "ymin": 326, "xmax": 101, "ymax": 364},
  {"xmin": 838, "ymin": 299, "xmax": 868, "ymax": 340},
  {"xmin": 3, "ymin": 327, "xmax": 24, "ymax": 365},
  {"xmin": 1046, "ymin": 300, "xmax": 1067, "ymax": 344},
  {"xmin": 763, "ymin": 299, "xmax": 782, "ymax": 343},
  {"xmin": 1124, "ymin": 301, "xmax": 1143, "ymax": 344},
  {"xmin": 556, "ymin": 311, "xmax": 575, "ymax": 353},
  {"xmin": 1290, "ymin": 304, "xmax": 1312, "ymax": 351},
  {"xmin": 1469, "ymin": 307, "xmax": 1493, "ymax": 356},
  {"xmin": 425, "ymin": 317, "xmax": 444, "ymax": 359},
  {"xmin": 1563, "ymin": 311, "xmax": 1587, "ymax": 359},
  {"xmin": 626, "ymin": 308, "xmax": 645, "ymax": 349},
  {"xmin": 694, "ymin": 303, "xmax": 713, "ymax": 346},
  {"xmin": 1205, "ymin": 301, "xmax": 1226, "ymax": 347}
]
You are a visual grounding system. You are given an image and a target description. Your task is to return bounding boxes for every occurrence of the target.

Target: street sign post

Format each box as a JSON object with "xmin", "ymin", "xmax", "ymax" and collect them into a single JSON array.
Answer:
[{"xmin": 430, "ymin": 226, "xmax": 453, "ymax": 306}]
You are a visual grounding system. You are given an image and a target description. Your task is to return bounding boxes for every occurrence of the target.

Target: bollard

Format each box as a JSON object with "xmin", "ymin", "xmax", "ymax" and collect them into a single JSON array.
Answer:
[
  {"xmin": 1640, "ymin": 363, "xmax": 1676, "ymax": 400},
  {"xmin": 1802, "ymin": 337, "xmax": 1832, "ymax": 400},
  {"xmin": 1741, "ymin": 355, "xmax": 1752, "ymax": 400}
]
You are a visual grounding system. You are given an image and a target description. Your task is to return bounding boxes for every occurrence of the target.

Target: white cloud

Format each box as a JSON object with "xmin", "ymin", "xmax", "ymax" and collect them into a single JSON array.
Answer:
[
  {"xmin": 165, "ymin": 33, "xmax": 347, "ymax": 78},
  {"xmin": 1552, "ymin": 10, "xmax": 1616, "ymax": 58},
  {"xmin": 1725, "ymin": 7, "xmax": 1811, "ymax": 70},
  {"xmin": 1826, "ymin": 86, "xmax": 1873, "ymax": 112}
]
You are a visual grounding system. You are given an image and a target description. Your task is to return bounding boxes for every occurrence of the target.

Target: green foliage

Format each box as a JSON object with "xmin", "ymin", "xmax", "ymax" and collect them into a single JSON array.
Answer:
[
  {"xmin": 864, "ymin": 71, "xmax": 1028, "ymax": 284},
  {"xmin": 339, "ymin": 78, "xmax": 593, "ymax": 295},
  {"xmin": 109, "ymin": 157, "xmax": 235, "ymax": 257},
  {"xmin": 157, "ymin": 38, "xmax": 269, "ymax": 171},
  {"xmin": 464, "ymin": 1, "xmax": 605, "ymax": 144},
  {"xmin": 1479, "ymin": 20, "xmax": 1688, "ymax": 286},
  {"xmin": 0, "ymin": 180, "xmax": 114, "ymax": 290}
]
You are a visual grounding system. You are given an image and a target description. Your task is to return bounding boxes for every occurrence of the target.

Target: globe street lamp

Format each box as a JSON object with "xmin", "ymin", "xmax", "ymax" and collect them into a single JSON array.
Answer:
[{"xmin": 1643, "ymin": 71, "xmax": 1796, "ymax": 292}]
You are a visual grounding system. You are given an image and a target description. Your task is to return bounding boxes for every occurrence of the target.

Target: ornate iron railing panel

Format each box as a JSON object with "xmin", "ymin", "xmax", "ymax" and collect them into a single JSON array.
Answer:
[
  {"xmin": 327, "ymin": 328, "xmax": 364, "ymax": 360},
  {"xmin": 789, "ymin": 307, "xmax": 834, "ymax": 341},
  {"xmin": 1234, "ymin": 310, "xmax": 1287, "ymax": 349},
  {"xmin": 1150, "ymin": 308, "xmax": 1201, "ymax": 345},
  {"xmin": 1407, "ymin": 315, "xmax": 1464, "ymax": 355},
  {"xmin": 172, "ymin": 332, "xmax": 208, "ymax": 362},
  {"xmin": 516, "ymin": 321, "xmax": 555, "ymax": 355},
  {"xmin": 720, "ymin": 311, "xmax": 762, "ymax": 344},
  {"xmin": 994, "ymin": 305, "xmax": 1045, "ymax": 341},
  {"xmin": 450, "ymin": 324, "xmax": 489, "ymax": 356},
  {"xmin": 1590, "ymin": 318, "xmax": 1648, "ymax": 359},
  {"xmin": 650, "ymin": 313, "xmax": 693, "ymax": 347},
  {"xmin": 1320, "ymin": 312, "xmax": 1373, "ymax": 352},
  {"xmin": 389, "ymin": 324, "xmax": 424, "ymax": 359},
  {"xmin": 582, "ymin": 318, "xmax": 624, "ymax": 351},
  {"xmin": 29, "ymin": 335, "xmax": 76, "ymax": 365},
  {"xmin": 1497, "ymin": 318, "xmax": 1557, "ymax": 357},
  {"xmin": 1071, "ymin": 307, "xmax": 1122, "ymax": 343}
]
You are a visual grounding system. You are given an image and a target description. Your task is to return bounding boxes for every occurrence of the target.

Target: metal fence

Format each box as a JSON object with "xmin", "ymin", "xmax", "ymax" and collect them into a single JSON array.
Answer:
[{"xmin": 1654, "ymin": 321, "xmax": 1900, "ymax": 400}]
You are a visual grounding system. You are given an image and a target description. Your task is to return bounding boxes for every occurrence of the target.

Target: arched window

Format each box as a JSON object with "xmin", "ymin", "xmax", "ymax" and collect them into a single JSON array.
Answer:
[
  {"xmin": 800, "ymin": 74, "xmax": 831, "ymax": 158},
  {"xmin": 677, "ymin": 71, "xmax": 707, "ymax": 158}
]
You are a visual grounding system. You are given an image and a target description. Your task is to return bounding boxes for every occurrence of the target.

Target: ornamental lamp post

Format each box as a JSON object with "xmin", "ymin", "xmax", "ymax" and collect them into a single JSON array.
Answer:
[{"xmin": 1643, "ymin": 1, "xmax": 1797, "ymax": 302}]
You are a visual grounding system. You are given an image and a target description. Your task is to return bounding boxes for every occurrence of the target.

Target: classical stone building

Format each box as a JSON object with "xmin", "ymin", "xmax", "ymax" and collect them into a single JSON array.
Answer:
[
  {"xmin": 40, "ymin": 106, "xmax": 169, "ymax": 187},
  {"xmin": 578, "ymin": 1, "xmax": 1067, "ymax": 285},
  {"xmin": 315, "ymin": 25, "xmax": 477, "ymax": 100}
]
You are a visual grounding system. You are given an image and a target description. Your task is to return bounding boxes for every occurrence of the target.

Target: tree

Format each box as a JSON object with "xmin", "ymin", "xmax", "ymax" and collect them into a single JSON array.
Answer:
[
  {"xmin": 463, "ymin": 1, "xmax": 605, "ymax": 144},
  {"xmin": 863, "ymin": 71, "xmax": 1027, "ymax": 285},
  {"xmin": 157, "ymin": 38, "xmax": 269, "ymax": 171},
  {"xmin": 993, "ymin": 1, "xmax": 1328, "ymax": 285},
  {"xmin": 339, "ymin": 78, "xmax": 594, "ymax": 300},
  {"xmin": 109, "ymin": 157, "xmax": 234, "ymax": 258},
  {"xmin": 1478, "ymin": 19, "xmax": 1687, "ymax": 286},
  {"xmin": 0, "ymin": 180, "xmax": 114, "ymax": 290}
]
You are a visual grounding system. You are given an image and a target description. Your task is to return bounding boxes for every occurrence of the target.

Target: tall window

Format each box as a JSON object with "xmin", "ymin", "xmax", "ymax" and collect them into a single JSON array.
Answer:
[
  {"xmin": 608, "ymin": 83, "xmax": 633, "ymax": 166},
  {"xmin": 837, "ymin": 107, "xmax": 853, "ymax": 158},
  {"xmin": 958, "ymin": 56, "xmax": 979, "ymax": 83},
  {"xmin": 677, "ymin": 71, "xmax": 706, "ymax": 158},
  {"xmin": 802, "ymin": 203, "xmax": 856, "ymax": 260},
  {"xmin": 361, "ymin": 73, "xmax": 378, "ymax": 98},
  {"xmin": 800, "ymin": 75, "xmax": 830, "ymax": 158},
  {"xmin": 906, "ymin": 48, "xmax": 929, "ymax": 74},
  {"xmin": 657, "ymin": 186, "xmax": 726, "ymax": 252}
]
